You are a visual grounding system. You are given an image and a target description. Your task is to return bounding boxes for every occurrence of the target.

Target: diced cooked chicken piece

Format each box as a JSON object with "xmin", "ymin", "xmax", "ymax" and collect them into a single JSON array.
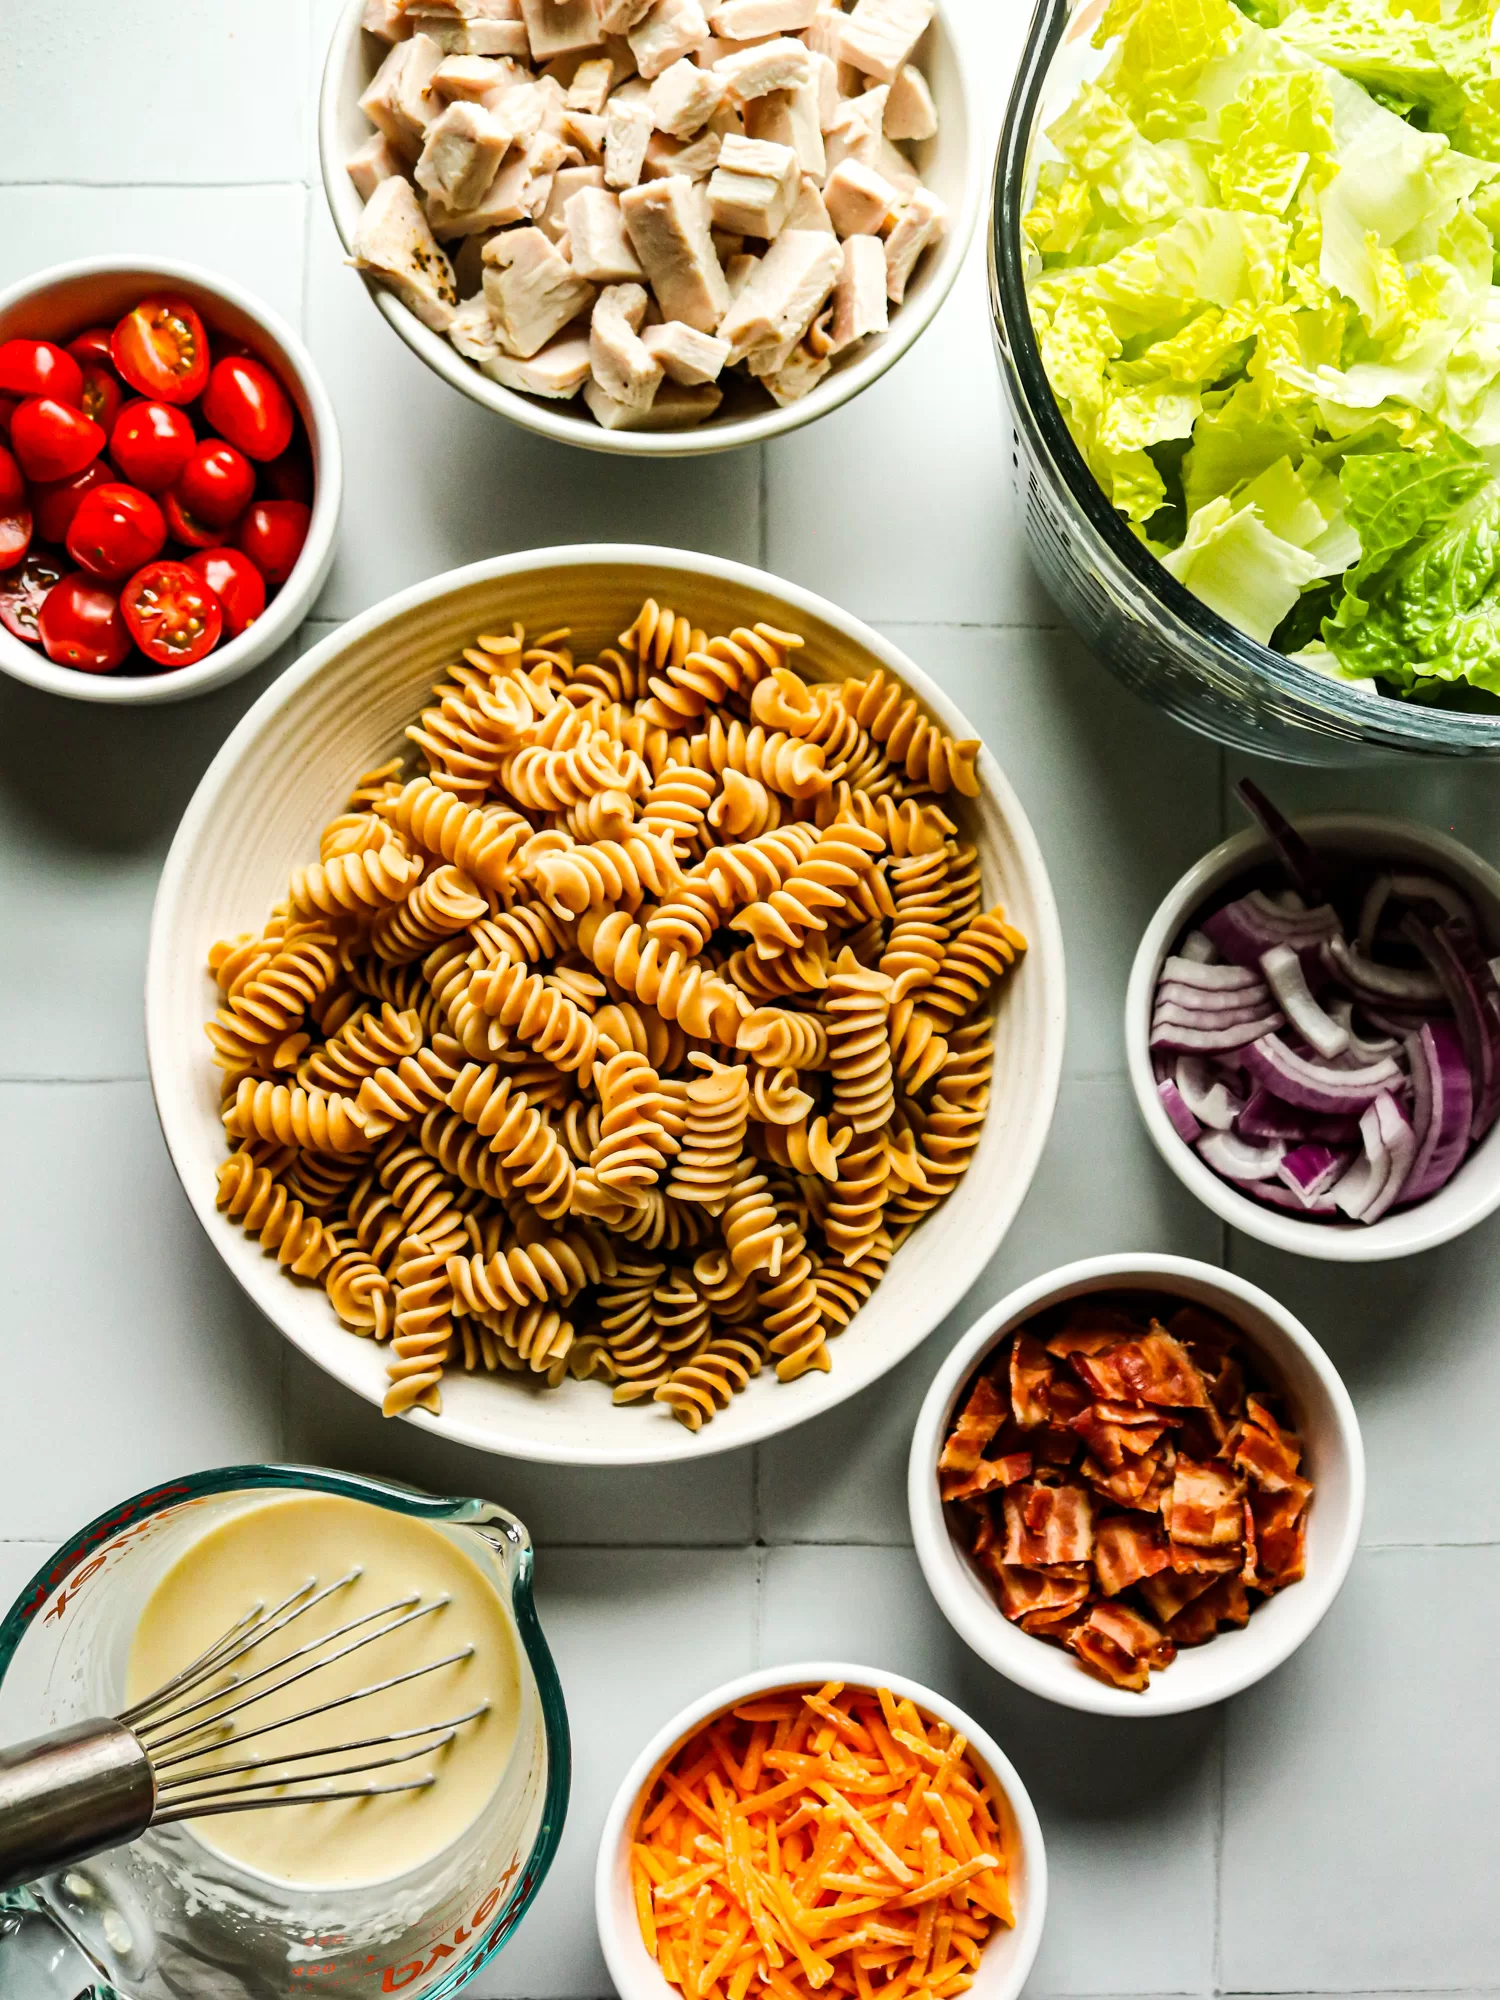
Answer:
[
  {"xmin": 724, "ymin": 250, "xmax": 760, "ymax": 302},
  {"xmin": 648, "ymin": 55, "xmax": 728, "ymax": 136},
  {"xmin": 628, "ymin": 0, "xmax": 711, "ymax": 80},
  {"xmin": 482, "ymin": 224, "xmax": 595, "ymax": 352},
  {"xmin": 540, "ymin": 162, "xmax": 606, "ymax": 238},
  {"xmin": 838, "ymin": 0, "xmax": 933, "ymax": 84},
  {"xmin": 744, "ymin": 82, "xmax": 823, "ymax": 176},
  {"xmin": 803, "ymin": 3, "xmax": 843, "ymax": 58},
  {"xmin": 708, "ymin": 0, "xmax": 816, "ymax": 31},
  {"xmin": 584, "ymin": 376, "xmax": 723, "ymax": 425},
  {"xmin": 566, "ymin": 54, "xmax": 615, "ymax": 110},
  {"xmin": 351, "ymin": 174, "xmax": 460, "ymax": 330},
  {"xmin": 410, "ymin": 0, "xmax": 531, "ymax": 55},
  {"xmin": 758, "ymin": 340, "xmax": 831, "ymax": 403},
  {"xmin": 490, "ymin": 77, "xmax": 548, "ymax": 147},
  {"xmin": 360, "ymin": 35, "xmax": 446, "ymax": 159},
  {"xmin": 449, "ymin": 293, "xmax": 504, "ymax": 359},
  {"xmin": 644, "ymin": 125, "xmax": 722, "ymax": 179},
  {"xmin": 427, "ymin": 127, "xmax": 564, "ymax": 232},
  {"xmin": 823, "ymin": 157, "xmax": 898, "ymax": 236},
  {"xmin": 519, "ymin": 0, "xmax": 604, "ymax": 59},
  {"xmin": 883, "ymin": 183, "xmax": 944, "ymax": 302},
  {"xmin": 829, "ymin": 231, "xmax": 887, "ymax": 348},
  {"xmin": 347, "ymin": 132, "xmax": 404, "ymax": 202},
  {"xmin": 415, "ymin": 99, "xmax": 514, "ymax": 207},
  {"xmin": 641, "ymin": 318, "xmax": 730, "ymax": 382},
  {"xmin": 484, "ymin": 331, "xmax": 593, "ymax": 394},
  {"xmin": 718, "ymin": 224, "xmax": 839, "ymax": 358},
  {"xmin": 806, "ymin": 48, "xmax": 839, "ymax": 126},
  {"xmin": 597, "ymin": 0, "xmax": 654, "ymax": 28},
  {"xmin": 432, "ymin": 52, "xmax": 526, "ymax": 97},
  {"xmin": 605, "ymin": 91, "xmax": 655, "ymax": 185},
  {"xmin": 563, "ymin": 108, "xmax": 607, "ymax": 159},
  {"xmin": 620, "ymin": 172, "xmax": 729, "ymax": 329},
  {"xmin": 714, "ymin": 36, "xmax": 811, "ymax": 101},
  {"xmin": 363, "ymin": 0, "xmax": 413, "ymax": 40},
  {"xmin": 589, "ymin": 283, "xmax": 664, "ymax": 408},
  {"xmin": 825, "ymin": 84, "xmax": 916, "ymax": 191},
  {"xmin": 784, "ymin": 173, "xmax": 832, "ymax": 232},
  {"xmin": 565, "ymin": 183, "xmax": 648, "ymax": 277},
  {"xmin": 707, "ymin": 133, "xmax": 799, "ymax": 237},
  {"xmin": 884, "ymin": 60, "xmax": 935, "ymax": 141}
]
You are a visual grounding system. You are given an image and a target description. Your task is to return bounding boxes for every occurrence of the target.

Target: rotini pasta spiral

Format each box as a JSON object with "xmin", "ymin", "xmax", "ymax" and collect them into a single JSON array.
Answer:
[
  {"xmin": 446, "ymin": 1063, "xmax": 576, "ymax": 1218},
  {"xmin": 466, "ymin": 958, "xmax": 598, "ymax": 1075},
  {"xmin": 639, "ymin": 762, "xmax": 717, "ymax": 856},
  {"xmin": 591, "ymin": 1050, "xmax": 679, "ymax": 1203},
  {"xmin": 812, "ymin": 784, "xmax": 955, "ymax": 855},
  {"xmin": 620, "ymin": 598, "xmax": 704, "ymax": 673},
  {"xmin": 578, "ymin": 910, "xmax": 746, "ymax": 1044},
  {"xmin": 371, "ymin": 865, "xmax": 489, "ymax": 964},
  {"xmin": 447, "ymin": 1230, "xmax": 617, "ymax": 1312},
  {"xmin": 205, "ymin": 924, "xmax": 341, "ymax": 1071},
  {"xmin": 736, "ymin": 1006, "xmax": 830, "ymax": 1071},
  {"xmin": 665, "ymin": 1057, "xmax": 749, "ymax": 1210},
  {"xmin": 525, "ymin": 829, "xmax": 683, "ymax": 918},
  {"xmin": 839, "ymin": 670, "xmax": 982, "ymax": 797},
  {"xmin": 747, "ymin": 1063, "xmax": 815, "ymax": 1127},
  {"xmin": 216, "ymin": 1151, "xmax": 334, "ymax": 1278},
  {"xmin": 758, "ymin": 1114, "xmax": 851, "ymax": 1182},
  {"xmin": 732, "ymin": 820, "xmax": 889, "ymax": 960},
  {"xmin": 689, "ymin": 716, "xmax": 830, "ymax": 800},
  {"xmin": 638, "ymin": 621, "xmax": 801, "ymax": 729},
  {"xmin": 298, "ymin": 1003, "xmax": 422, "ymax": 1092},
  {"xmin": 377, "ymin": 776, "xmax": 533, "ymax": 897},
  {"xmin": 654, "ymin": 1329, "xmax": 767, "ymax": 1430},
  {"xmin": 321, "ymin": 1224, "xmax": 396, "ymax": 1337},
  {"xmin": 560, "ymin": 788, "xmax": 636, "ymax": 844},
  {"xmin": 912, "ymin": 907, "xmax": 1027, "ymax": 1025},
  {"xmin": 719, "ymin": 1160, "xmax": 782, "ymax": 1279},
  {"xmin": 224, "ymin": 1079, "xmax": 371, "ymax": 1153},
  {"xmin": 825, "ymin": 951, "xmax": 896, "ymax": 1134},
  {"xmin": 823, "ymin": 1128, "xmax": 891, "ymax": 1266},
  {"xmin": 288, "ymin": 839, "xmax": 422, "ymax": 920},
  {"xmin": 498, "ymin": 732, "xmax": 637, "ymax": 813},
  {"xmin": 706, "ymin": 766, "xmax": 780, "ymax": 840}
]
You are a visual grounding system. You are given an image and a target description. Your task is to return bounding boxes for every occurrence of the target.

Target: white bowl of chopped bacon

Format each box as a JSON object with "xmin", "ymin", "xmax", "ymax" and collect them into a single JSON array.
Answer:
[
  {"xmin": 907, "ymin": 1255, "xmax": 1364, "ymax": 1717},
  {"xmin": 595, "ymin": 1663, "xmax": 1047, "ymax": 2000}
]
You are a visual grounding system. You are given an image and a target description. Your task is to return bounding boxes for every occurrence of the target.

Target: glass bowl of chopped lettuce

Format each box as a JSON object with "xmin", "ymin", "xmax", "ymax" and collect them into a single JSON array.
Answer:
[{"xmin": 992, "ymin": 0, "xmax": 1500, "ymax": 762}]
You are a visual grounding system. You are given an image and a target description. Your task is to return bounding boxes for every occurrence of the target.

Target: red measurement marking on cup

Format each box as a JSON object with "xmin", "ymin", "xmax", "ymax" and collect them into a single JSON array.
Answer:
[{"xmin": 375, "ymin": 1859, "xmax": 522, "ymax": 1993}]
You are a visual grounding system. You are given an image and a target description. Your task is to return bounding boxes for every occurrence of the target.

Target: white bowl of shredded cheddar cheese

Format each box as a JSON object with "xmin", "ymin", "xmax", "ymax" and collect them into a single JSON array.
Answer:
[
  {"xmin": 595, "ymin": 1663, "xmax": 1048, "ymax": 2000},
  {"xmin": 146, "ymin": 546, "xmax": 1064, "ymax": 1465}
]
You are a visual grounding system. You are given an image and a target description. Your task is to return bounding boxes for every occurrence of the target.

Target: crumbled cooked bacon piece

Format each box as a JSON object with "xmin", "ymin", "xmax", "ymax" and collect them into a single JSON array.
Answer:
[{"xmin": 938, "ymin": 1291, "xmax": 1315, "ymax": 1690}]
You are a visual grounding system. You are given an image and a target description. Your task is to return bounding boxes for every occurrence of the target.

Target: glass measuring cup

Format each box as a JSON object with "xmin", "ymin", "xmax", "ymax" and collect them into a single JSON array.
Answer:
[{"xmin": 0, "ymin": 1464, "xmax": 570, "ymax": 2000}]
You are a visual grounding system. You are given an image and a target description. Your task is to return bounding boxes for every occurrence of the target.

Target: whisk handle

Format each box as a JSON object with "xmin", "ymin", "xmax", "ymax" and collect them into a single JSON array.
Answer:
[{"xmin": 0, "ymin": 1719, "xmax": 154, "ymax": 1893}]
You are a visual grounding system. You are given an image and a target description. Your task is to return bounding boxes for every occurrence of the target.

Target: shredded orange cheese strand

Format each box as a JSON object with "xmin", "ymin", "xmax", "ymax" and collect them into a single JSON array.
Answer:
[{"xmin": 632, "ymin": 1684, "xmax": 1014, "ymax": 2000}]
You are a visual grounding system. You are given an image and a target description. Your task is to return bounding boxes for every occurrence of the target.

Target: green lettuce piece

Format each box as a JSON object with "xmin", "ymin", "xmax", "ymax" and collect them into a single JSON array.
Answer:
[{"xmin": 1161, "ymin": 493, "xmax": 1325, "ymax": 638}]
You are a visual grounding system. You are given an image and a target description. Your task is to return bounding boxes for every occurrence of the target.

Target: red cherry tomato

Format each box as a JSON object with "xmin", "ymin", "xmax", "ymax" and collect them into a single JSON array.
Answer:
[
  {"xmin": 0, "ymin": 444, "xmax": 22, "ymax": 511},
  {"xmin": 0, "ymin": 507, "xmax": 32, "ymax": 571},
  {"xmin": 187, "ymin": 546, "xmax": 264, "ymax": 638},
  {"xmin": 175, "ymin": 440, "xmax": 255, "ymax": 530},
  {"xmin": 66, "ymin": 482, "xmax": 166, "ymax": 581},
  {"xmin": 78, "ymin": 363, "xmax": 122, "ymax": 435},
  {"xmin": 121, "ymin": 560, "xmax": 222, "ymax": 666},
  {"xmin": 162, "ymin": 487, "xmax": 224, "ymax": 549},
  {"xmin": 32, "ymin": 461, "xmax": 111, "ymax": 543},
  {"xmin": 259, "ymin": 442, "xmax": 312, "ymax": 505},
  {"xmin": 10, "ymin": 396, "xmax": 103, "ymax": 482},
  {"xmin": 0, "ymin": 550, "xmax": 65, "ymax": 643},
  {"xmin": 37, "ymin": 572, "xmax": 131, "ymax": 671},
  {"xmin": 67, "ymin": 326, "xmax": 115, "ymax": 369},
  {"xmin": 111, "ymin": 296, "xmax": 210, "ymax": 405},
  {"xmin": 237, "ymin": 499, "xmax": 308, "ymax": 586},
  {"xmin": 0, "ymin": 338, "xmax": 84, "ymax": 406},
  {"xmin": 110, "ymin": 399, "xmax": 195, "ymax": 492},
  {"xmin": 201, "ymin": 355, "xmax": 294, "ymax": 462}
]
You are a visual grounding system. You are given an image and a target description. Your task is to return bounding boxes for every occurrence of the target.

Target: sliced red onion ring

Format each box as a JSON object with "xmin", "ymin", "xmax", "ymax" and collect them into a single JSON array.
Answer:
[
  {"xmin": 1323, "ymin": 933, "xmax": 1444, "ymax": 1004},
  {"xmin": 1405, "ymin": 917, "xmax": 1500, "ymax": 1141},
  {"xmin": 1277, "ymin": 1142, "xmax": 1349, "ymax": 1206},
  {"xmin": 1202, "ymin": 890, "xmax": 1341, "ymax": 971},
  {"xmin": 1242, "ymin": 1034, "xmax": 1402, "ymax": 1113},
  {"xmin": 1178, "ymin": 930, "xmax": 1220, "ymax": 964},
  {"xmin": 1175, "ymin": 1055, "xmax": 1243, "ymax": 1130},
  {"xmin": 1402, "ymin": 1022, "xmax": 1473, "ymax": 1205},
  {"xmin": 1158, "ymin": 1078, "xmax": 1203, "ymax": 1144},
  {"xmin": 1151, "ymin": 1013, "xmax": 1286, "ymax": 1053},
  {"xmin": 1332, "ymin": 1092, "xmax": 1415, "ymax": 1223},
  {"xmin": 1157, "ymin": 981, "xmax": 1272, "ymax": 1015},
  {"xmin": 1260, "ymin": 944, "xmax": 1349, "ymax": 1060},
  {"xmin": 1160, "ymin": 956, "xmax": 1263, "ymax": 991},
  {"xmin": 1391, "ymin": 872, "xmax": 1477, "ymax": 932},
  {"xmin": 1198, "ymin": 1129, "xmax": 1287, "ymax": 1181},
  {"xmin": 1236, "ymin": 1087, "xmax": 1359, "ymax": 1146},
  {"xmin": 1230, "ymin": 1177, "xmax": 1339, "ymax": 1214},
  {"xmin": 1326, "ymin": 998, "xmax": 1399, "ymax": 1062}
]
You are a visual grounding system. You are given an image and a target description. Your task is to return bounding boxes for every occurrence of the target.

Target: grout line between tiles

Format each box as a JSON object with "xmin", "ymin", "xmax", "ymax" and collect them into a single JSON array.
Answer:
[
  {"xmin": 0, "ymin": 1074, "xmax": 148, "ymax": 1087},
  {"xmin": 14, "ymin": 178, "xmax": 310, "ymax": 192}
]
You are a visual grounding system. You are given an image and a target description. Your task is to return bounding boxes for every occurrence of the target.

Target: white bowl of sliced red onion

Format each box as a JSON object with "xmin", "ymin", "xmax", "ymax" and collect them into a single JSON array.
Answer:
[{"xmin": 1126, "ymin": 788, "xmax": 1500, "ymax": 1262}]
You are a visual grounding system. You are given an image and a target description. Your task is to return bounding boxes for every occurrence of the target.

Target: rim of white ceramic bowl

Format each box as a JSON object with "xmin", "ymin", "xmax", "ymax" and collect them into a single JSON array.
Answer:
[
  {"xmin": 0, "ymin": 256, "xmax": 342, "ymax": 706},
  {"xmin": 1126, "ymin": 812, "xmax": 1500, "ymax": 1263},
  {"xmin": 317, "ymin": 0, "xmax": 982, "ymax": 457},
  {"xmin": 907, "ymin": 1253, "xmax": 1366, "ymax": 1718},
  {"xmin": 145, "ymin": 544, "xmax": 1067, "ymax": 1465},
  {"xmin": 594, "ymin": 1660, "xmax": 1048, "ymax": 2000}
]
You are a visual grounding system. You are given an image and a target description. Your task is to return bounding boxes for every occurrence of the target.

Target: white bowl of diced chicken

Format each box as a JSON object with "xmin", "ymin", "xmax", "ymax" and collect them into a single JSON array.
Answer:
[{"xmin": 318, "ymin": 0, "xmax": 978, "ymax": 451}]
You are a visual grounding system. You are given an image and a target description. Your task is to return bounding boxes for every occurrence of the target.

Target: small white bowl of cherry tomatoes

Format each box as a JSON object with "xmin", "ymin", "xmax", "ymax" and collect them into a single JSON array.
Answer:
[{"xmin": 0, "ymin": 258, "xmax": 341, "ymax": 704}]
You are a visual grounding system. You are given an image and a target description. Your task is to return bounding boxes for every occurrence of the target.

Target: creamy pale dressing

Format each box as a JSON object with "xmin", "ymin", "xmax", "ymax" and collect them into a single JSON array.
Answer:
[{"xmin": 126, "ymin": 1494, "xmax": 520, "ymax": 1888}]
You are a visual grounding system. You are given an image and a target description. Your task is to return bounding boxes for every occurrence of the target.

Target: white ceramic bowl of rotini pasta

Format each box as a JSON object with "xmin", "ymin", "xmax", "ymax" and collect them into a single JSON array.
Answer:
[{"xmin": 146, "ymin": 546, "xmax": 1065, "ymax": 1464}]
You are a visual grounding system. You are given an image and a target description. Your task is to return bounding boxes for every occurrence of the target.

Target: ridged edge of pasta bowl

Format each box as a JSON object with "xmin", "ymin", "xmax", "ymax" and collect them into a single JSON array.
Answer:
[{"xmin": 145, "ymin": 546, "xmax": 1065, "ymax": 1465}]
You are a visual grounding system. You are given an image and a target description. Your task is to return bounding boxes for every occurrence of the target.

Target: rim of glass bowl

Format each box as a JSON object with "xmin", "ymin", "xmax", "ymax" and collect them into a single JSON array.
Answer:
[
  {"xmin": 0, "ymin": 1463, "xmax": 571, "ymax": 2000},
  {"xmin": 991, "ymin": 0, "xmax": 1500, "ymax": 757}
]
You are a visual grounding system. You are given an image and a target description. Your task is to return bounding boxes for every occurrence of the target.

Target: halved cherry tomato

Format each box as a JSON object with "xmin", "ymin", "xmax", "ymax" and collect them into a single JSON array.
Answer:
[
  {"xmin": 67, "ymin": 326, "xmax": 115, "ymax": 369},
  {"xmin": 175, "ymin": 440, "xmax": 254, "ymax": 529},
  {"xmin": 110, "ymin": 399, "xmax": 195, "ymax": 492},
  {"xmin": 187, "ymin": 546, "xmax": 264, "ymax": 638},
  {"xmin": 10, "ymin": 396, "xmax": 103, "ymax": 482},
  {"xmin": 78, "ymin": 363, "xmax": 122, "ymax": 435},
  {"xmin": 0, "ymin": 550, "xmax": 64, "ymax": 643},
  {"xmin": 121, "ymin": 560, "xmax": 222, "ymax": 666},
  {"xmin": 32, "ymin": 461, "xmax": 111, "ymax": 543},
  {"xmin": 163, "ymin": 487, "xmax": 223, "ymax": 549},
  {"xmin": 237, "ymin": 499, "xmax": 308, "ymax": 586},
  {"xmin": 66, "ymin": 482, "xmax": 166, "ymax": 581},
  {"xmin": 111, "ymin": 296, "xmax": 210, "ymax": 405},
  {"xmin": 201, "ymin": 355, "xmax": 293, "ymax": 462},
  {"xmin": 0, "ymin": 444, "xmax": 22, "ymax": 511},
  {"xmin": 38, "ymin": 572, "xmax": 131, "ymax": 671},
  {"xmin": 0, "ymin": 338, "xmax": 83, "ymax": 406},
  {"xmin": 0, "ymin": 507, "xmax": 32, "ymax": 571},
  {"xmin": 259, "ymin": 441, "xmax": 312, "ymax": 505}
]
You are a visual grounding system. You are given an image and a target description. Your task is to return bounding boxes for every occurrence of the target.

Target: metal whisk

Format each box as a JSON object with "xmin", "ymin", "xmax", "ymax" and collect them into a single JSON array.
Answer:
[{"xmin": 0, "ymin": 1571, "xmax": 488, "ymax": 1893}]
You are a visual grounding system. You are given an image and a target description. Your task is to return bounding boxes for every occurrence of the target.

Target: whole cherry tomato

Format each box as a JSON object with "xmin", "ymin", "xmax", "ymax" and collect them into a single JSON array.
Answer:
[
  {"xmin": 111, "ymin": 296, "xmax": 210, "ymax": 405},
  {"xmin": 66, "ymin": 326, "xmax": 115, "ymax": 369},
  {"xmin": 237, "ymin": 499, "xmax": 308, "ymax": 586},
  {"xmin": 175, "ymin": 440, "xmax": 254, "ymax": 529},
  {"xmin": 187, "ymin": 547, "xmax": 264, "ymax": 638},
  {"xmin": 162, "ymin": 488, "xmax": 223, "ymax": 549},
  {"xmin": 121, "ymin": 560, "xmax": 222, "ymax": 666},
  {"xmin": 110, "ymin": 399, "xmax": 195, "ymax": 492},
  {"xmin": 0, "ymin": 550, "xmax": 64, "ymax": 643},
  {"xmin": 37, "ymin": 572, "xmax": 131, "ymax": 671},
  {"xmin": 66, "ymin": 482, "xmax": 166, "ymax": 581},
  {"xmin": 78, "ymin": 363, "xmax": 122, "ymax": 435},
  {"xmin": 32, "ymin": 461, "xmax": 111, "ymax": 542},
  {"xmin": 0, "ymin": 338, "xmax": 83, "ymax": 406},
  {"xmin": 0, "ymin": 507, "xmax": 32, "ymax": 571},
  {"xmin": 259, "ymin": 442, "xmax": 312, "ymax": 505},
  {"xmin": 201, "ymin": 355, "xmax": 293, "ymax": 462},
  {"xmin": 10, "ymin": 396, "xmax": 103, "ymax": 482},
  {"xmin": 0, "ymin": 444, "xmax": 22, "ymax": 510}
]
